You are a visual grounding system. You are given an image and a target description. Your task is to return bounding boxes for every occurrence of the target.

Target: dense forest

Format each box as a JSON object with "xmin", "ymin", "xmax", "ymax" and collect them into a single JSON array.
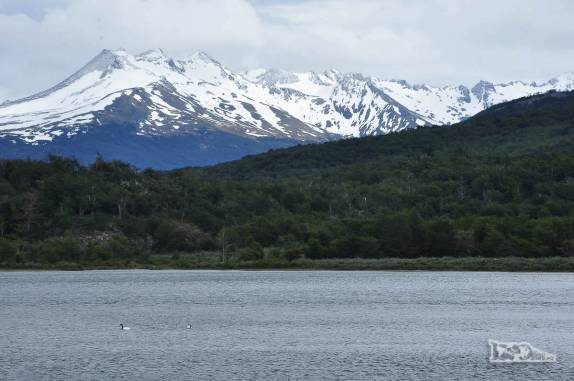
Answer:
[{"xmin": 1, "ymin": 91, "xmax": 573, "ymax": 269}]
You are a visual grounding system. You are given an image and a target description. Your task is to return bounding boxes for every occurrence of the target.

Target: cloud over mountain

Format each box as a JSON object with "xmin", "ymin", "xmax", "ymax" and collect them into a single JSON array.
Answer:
[{"xmin": 1, "ymin": 0, "xmax": 573, "ymax": 102}]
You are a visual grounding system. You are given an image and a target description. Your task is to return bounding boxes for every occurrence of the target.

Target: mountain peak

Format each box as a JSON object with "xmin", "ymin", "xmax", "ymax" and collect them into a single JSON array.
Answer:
[
  {"xmin": 471, "ymin": 80, "xmax": 496, "ymax": 104},
  {"xmin": 242, "ymin": 68, "xmax": 267, "ymax": 82},
  {"xmin": 472, "ymin": 80, "xmax": 495, "ymax": 88},
  {"xmin": 137, "ymin": 48, "xmax": 167, "ymax": 60},
  {"xmin": 255, "ymin": 68, "xmax": 298, "ymax": 86},
  {"xmin": 323, "ymin": 69, "xmax": 341, "ymax": 81},
  {"xmin": 90, "ymin": 48, "xmax": 127, "ymax": 66},
  {"xmin": 547, "ymin": 72, "xmax": 574, "ymax": 90},
  {"xmin": 1, "ymin": 49, "xmax": 129, "ymax": 106},
  {"xmin": 186, "ymin": 51, "xmax": 220, "ymax": 65}
]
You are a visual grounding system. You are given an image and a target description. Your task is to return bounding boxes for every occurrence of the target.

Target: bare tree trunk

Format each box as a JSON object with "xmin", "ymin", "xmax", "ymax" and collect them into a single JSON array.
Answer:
[
  {"xmin": 117, "ymin": 197, "xmax": 127, "ymax": 219},
  {"xmin": 23, "ymin": 192, "xmax": 38, "ymax": 234},
  {"xmin": 458, "ymin": 176, "xmax": 465, "ymax": 201},
  {"xmin": 221, "ymin": 227, "xmax": 226, "ymax": 263},
  {"xmin": 88, "ymin": 185, "xmax": 97, "ymax": 214}
]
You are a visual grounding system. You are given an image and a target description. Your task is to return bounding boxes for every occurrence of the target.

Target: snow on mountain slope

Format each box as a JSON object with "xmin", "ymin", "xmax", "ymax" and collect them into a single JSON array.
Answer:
[
  {"xmin": 0, "ymin": 49, "xmax": 329, "ymax": 145},
  {"xmin": 1, "ymin": 48, "xmax": 573, "ymax": 147},
  {"xmin": 240, "ymin": 69, "xmax": 429, "ymax": 136},
  {"xmin": 482, "ymin": 74, "xmax": 574, "ymax": 107},
  {"xmin": 372, "ymin": 80, "xmax": 481, "ymax": 125},
  {"xmin": 372, "ymin": 74, "xmax": 574, "ymax": 126}
]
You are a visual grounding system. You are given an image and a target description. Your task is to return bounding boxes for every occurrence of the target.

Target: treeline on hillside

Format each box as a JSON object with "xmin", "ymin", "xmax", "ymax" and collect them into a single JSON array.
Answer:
[
  {"xmin": 204, "ymin": 91, "xmax": 574, "ymax": 179},
  {"xmin": 1, "ymin": 92, "xmax": 574, "ymax": 267},
  {"xmin": 0, "ymin": 147, "xmax": 573, "ymax": 267}
]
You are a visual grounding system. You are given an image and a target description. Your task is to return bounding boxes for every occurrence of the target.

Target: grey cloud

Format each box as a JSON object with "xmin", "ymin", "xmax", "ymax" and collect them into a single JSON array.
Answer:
[{"xmin": 0, "ymin": 0, "xmax": 573, "ymax": 102}]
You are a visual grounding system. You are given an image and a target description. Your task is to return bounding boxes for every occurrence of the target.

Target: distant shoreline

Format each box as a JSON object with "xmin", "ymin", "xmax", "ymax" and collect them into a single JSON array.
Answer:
[{"xmin": 2, "ymin": 257, "xmax": 574, "ymax": 272}]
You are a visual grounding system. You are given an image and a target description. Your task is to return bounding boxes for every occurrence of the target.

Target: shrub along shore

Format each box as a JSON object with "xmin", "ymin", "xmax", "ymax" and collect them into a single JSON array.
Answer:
[{"xmin": 3, "ymin": 255, "xmax": 574, "ymax": 272}]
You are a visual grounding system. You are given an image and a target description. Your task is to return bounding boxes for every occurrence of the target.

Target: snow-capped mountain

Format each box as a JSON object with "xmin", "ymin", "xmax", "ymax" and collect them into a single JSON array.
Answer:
[
  {"xmin": 0, "ymin": 48, "xmax": 573, "ymax": 168},
  {"xmin": 0, "ymin": 49, "xmax": 327, "ymax": 144}
]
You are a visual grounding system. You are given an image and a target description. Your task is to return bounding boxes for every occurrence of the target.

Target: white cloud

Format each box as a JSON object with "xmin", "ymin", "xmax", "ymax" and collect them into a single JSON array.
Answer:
[
  {"xmin": 0, "ymin": 0, "xmax": 264, "ymax": 100},
  {"xmin": 0, "ymin": 86, "xmax": 9, "ymax": 104},
  {"xmin": 0, "ymin": 0, "xmax": 573, "ymax": 102},
  {"xmin": 255, "ymin": 0, "xmax": 574, "ymax": 85}
]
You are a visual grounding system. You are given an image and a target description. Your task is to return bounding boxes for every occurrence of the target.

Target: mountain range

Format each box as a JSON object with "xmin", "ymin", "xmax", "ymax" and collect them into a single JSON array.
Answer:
[{"xmin": 1, "ymin": 48, "xmax": 573, "ymax": 169}]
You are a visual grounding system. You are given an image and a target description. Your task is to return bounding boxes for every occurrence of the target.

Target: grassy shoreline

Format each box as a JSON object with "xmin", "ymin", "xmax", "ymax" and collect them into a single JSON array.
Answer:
[{"xmin": 2, "ymin": 257, "xmax": 574, "ymax": 272}]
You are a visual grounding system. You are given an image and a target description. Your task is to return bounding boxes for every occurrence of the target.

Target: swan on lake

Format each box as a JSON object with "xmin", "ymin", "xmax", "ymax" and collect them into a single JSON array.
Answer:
[{"xmin": 120, "ymin": 323, "xmax": 130, "ymax": 330}]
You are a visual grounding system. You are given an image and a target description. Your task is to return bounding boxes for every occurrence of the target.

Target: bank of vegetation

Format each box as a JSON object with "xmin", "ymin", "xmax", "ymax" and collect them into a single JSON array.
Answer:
[{"xmin": 1, "ymin": 91, "xmax": 573, "ymax": 270}]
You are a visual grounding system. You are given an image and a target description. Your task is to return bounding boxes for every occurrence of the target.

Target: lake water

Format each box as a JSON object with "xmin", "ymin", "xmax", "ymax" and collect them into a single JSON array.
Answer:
[{"xmin": 0, "ymin": 270, "xmax": 572, "ymax": 380}]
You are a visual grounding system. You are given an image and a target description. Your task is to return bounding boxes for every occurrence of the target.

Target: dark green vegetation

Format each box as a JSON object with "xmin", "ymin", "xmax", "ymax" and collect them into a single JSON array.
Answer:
[{"xmin": 1, "ymin": 91, "xmax": 574, "ymax": 270}]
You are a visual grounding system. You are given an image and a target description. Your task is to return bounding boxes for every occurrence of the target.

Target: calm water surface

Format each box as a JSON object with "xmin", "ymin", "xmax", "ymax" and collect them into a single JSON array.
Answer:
[{"xmin": 0, "ymin": 270, "xmax": 573, "ymax": 380}]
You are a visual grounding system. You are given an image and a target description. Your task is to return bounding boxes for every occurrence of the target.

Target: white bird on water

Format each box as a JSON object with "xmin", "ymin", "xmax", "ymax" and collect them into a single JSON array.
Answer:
[
  {"xmin": 186, "ymin": 323, "xmax": 192, "ymax": 329},
  {"xmin": 120, "ymin": 323, "xmax": 130, "ymax": 330}
]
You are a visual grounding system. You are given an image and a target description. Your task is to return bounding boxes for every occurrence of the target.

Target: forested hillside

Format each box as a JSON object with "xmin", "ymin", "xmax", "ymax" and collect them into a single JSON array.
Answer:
[{"xmin": 1, "ymin": 91, "xmax": 573, "ymax": 268}]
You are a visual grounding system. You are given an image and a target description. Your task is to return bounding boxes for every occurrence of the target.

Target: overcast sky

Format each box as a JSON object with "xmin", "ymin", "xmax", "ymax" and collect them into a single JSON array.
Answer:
[{"xmin": 1, "ymin": 0, "xmax": 573, "ymax": 102}]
